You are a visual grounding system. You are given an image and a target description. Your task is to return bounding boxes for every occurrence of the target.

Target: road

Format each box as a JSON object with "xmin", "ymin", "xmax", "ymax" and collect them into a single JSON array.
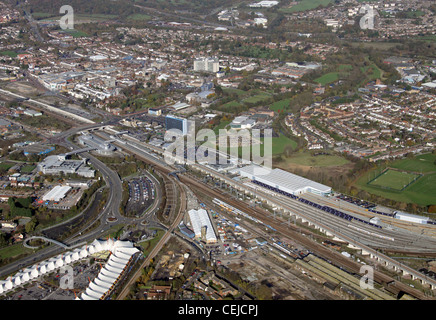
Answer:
[
  {"xmin": 107, "ymin": 135, "xmax": 436, "ymax": 294},
  {"xmin": 115, "ymin": 177, "xmax": 187, "ymax": 300}
]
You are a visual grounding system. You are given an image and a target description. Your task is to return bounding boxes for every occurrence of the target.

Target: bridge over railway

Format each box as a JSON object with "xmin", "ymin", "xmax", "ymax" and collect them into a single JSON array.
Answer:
[{"xmin": 23, "ymin": 236, "xmax": 85, "ymax": 250}]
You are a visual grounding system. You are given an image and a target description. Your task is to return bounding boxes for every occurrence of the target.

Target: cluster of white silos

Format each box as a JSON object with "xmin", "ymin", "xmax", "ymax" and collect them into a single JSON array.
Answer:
[{"xmin": 0, "ymin": 238, "xmax": 138, "ymax": 297}]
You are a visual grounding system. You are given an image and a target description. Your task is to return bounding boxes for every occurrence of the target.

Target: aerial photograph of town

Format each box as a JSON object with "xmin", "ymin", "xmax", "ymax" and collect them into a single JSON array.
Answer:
[{"xmin": 0, "ymin": 0, "xmax": 435, "ymax": 311}]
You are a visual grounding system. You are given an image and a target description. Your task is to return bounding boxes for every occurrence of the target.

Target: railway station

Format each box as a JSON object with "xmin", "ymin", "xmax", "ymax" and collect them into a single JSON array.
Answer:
[{"xmin": 231, "ymin": 164, "xmax": 332, "ymax": 196}]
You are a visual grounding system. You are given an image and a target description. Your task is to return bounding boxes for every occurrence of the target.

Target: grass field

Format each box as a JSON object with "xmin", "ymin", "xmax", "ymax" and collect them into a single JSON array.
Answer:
[
  {"xmin": 280, "ymin": 151, "xmax": 350, "ymax": 167},
  {"xmin": 280, "ymin": 0, "xmax": 334, "ymax": 13},
  {"xmin": 269, "ymin": 134, "xmax": 298, "ymax": 155},
  {"xmin": 242, "ymin": 93, "xmax": 272, "ymax": 104},
  {"xmin": 391, "ymin": 153, "xmax": 436, "ymax": 173},
  {"xmin": 368, "ymin": 169, "xmax": 420, "ymax": 191},
  {"xmin": 315, "ymin": 72, "xmax": 340, "ymax": 85},
  {"xmin": 355, "ymin": 154, "xmax": 436, "ymax": 206},
  {"xmin": 20, "ymin": 165, "xmax": 36, "ymax": 173},
  {"xmin": 0, "ymin": 51, "xmax": 18, "ymax": 58},
  {"xmin": 126, "ymin": 14, "xmax": 152, "ymax": 21},
  {"xmin": 360, "ymin": 64, "xmax": 382, "ymax": 81},
  {"xmin": 0, "ymin": 162, "xmax": 14, "ymax": 171},
  {"xmin": 63, "ymin": 29, "xmax": 89, "ymax": 38},
  {"xmin": 213, "ymin": 119, "xmax": 231, "ymax": 135},
  {"xmin": 269, "ymin": 99, "xmax": 291, "ymax": 113}
]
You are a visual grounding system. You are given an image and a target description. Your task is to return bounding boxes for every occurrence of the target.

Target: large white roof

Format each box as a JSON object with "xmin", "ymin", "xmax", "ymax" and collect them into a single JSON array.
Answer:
[
  {"xmin": 42, "ymin": 185, "xmax": 72, "ymax": 202},
  {"xmin": 188, "ymin": 209, "xmax": 217, "ymax": 242},
  {"xmin": 3, "ymin": 239, "xmax": 139, "ymax": 300},
  {"xmin": 231, "ymin": 164, "xmax": 332, "ymax": 195}
]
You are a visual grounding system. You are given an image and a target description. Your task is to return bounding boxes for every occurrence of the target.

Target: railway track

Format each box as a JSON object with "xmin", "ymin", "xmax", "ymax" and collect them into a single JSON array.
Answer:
[
  {"xmin": 182, "ymin": 177, "xmax": 433, "ymax": 300},
  {"xmin": 115, "ymin": 173, "xmax": 187, "ymax": 300},
  {"xmin": 112, "ymin": 138, "xmax": 435, "ymax": 299}
]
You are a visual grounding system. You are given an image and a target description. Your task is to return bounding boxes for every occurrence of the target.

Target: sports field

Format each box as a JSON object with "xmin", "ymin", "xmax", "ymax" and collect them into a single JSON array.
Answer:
[
  {"xmin": 280, "ymin": 0, "xmax": 334, "ymax": 13},
  {"xmin": 368, "ymin": 169, "xmax": 420, "ymax": 191},
  {"xmin": 355, "ymin": 153, "xmax": 436, "ymax": 206}
]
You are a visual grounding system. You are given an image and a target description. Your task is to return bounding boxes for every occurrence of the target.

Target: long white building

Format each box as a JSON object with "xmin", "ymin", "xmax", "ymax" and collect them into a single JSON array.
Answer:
[
  {"xmin": 0, "ymin": 239, "xmax": 139, "ymax": 300},
  {"xmin": 231, "ymin": 164, "xmax": 332, "ymax": 196},
  {"xmin": 42, "ymin": 185, "xmax": 72, "ymax": 202},
  {"xmin": 188, "ymin": 209, "xmax": 217, "ymax": 243}
]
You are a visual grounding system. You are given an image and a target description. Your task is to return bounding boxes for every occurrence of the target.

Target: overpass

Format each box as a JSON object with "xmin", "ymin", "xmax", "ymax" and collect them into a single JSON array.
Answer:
[
  {"xmin": 0, "ymin": 88, "xmax": 95, "ymax": 124},
  {"xmin": 23, "ymin": 236, "xmax": 85, "ymax": 250},
  {"xmin": 64, "ymin": 147, "xmax": 97, "ymax": 156}
]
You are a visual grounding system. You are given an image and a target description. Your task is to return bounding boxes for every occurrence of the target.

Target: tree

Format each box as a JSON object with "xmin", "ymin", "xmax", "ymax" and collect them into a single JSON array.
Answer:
[{"xmin": 25, "ymin": 218, "xmax": 37, "ymax": 234}]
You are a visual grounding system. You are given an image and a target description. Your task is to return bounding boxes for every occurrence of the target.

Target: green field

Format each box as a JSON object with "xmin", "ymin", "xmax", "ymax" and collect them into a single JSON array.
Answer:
[
  {"xmin": 281, "ymin": 151, "xmax": 350, "ymax": 167},
  {"xmin": 355, "ymin": 154, "xmax": 436, "ymax": 206},
  {"xmin": 207, "ymin": 132, "xmax": 297, "ymax": 159},
  {"xmin": 0, "ymin": 162, "xmax": 14, "ymax": 171},
  {"xmin": 368, "ymin": 169, "xmax": 421, "ymax": 191},
  {"xmin": 314, "ymin": 72, "xmax": 340, "ymax": 85},
  {"xmin": 20, "ymin": 165, "xmax": 36, "ymax": 173},
  {"xmin": 269, "ymin": 99, "xmax": 291, "ymax": 113},
  {"xmin": 63, "ymin": 29, "xmax": 89, "ymax": 38},
  {"xmin": 242, "ymin": 93, "xmax": 272, "ymax": 104},
  {"xmin": 126, "ymin": 14, "xmax": 152, "ymax": 21},
  {"xmin": 270, "ymin": 134, "xmax": 298, "ymax": 155},
  {"xmin": 213, "ymin": 119, "xmax": 231, "ymax": 135},
  {"xmin": 280, "ymin": 0, "xmax": 334, "ymax": 13},
  {"xmin": 0, "ymin": 51, "xmax": 18, "ymax": 58},
  {"xmin": 361, "ymin": 64, "xmax": 382, "ymax": 81},
  {"xmin": 391, "ymin": 153, "xmax": 436, "ymax": 173}
]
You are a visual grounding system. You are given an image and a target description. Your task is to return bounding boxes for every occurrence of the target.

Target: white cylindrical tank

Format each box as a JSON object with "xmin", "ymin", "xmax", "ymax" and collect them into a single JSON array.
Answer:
[
  {"xmin": 21, "ymin": 272, "xmax": 30, "ymax": 282},
  {"xmin": 93, "ymin": 240, "xmax": 103, "ymax": 252},
  {"xmin": 88, "ymin": 245, "xmax": 96, "ymax": 255},
  {"xmin": 79, "ymin": 248, "xmax": 88, "ymax": 258}
]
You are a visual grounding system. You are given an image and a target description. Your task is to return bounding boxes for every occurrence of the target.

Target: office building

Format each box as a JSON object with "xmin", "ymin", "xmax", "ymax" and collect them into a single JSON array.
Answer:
[
  {"xmin": 165, "ymin": 115, "xmax": 188, "ymax": 135},
  {"xmin": 193, "ymin": 57, "xmax": 220, "ymax": 73}
]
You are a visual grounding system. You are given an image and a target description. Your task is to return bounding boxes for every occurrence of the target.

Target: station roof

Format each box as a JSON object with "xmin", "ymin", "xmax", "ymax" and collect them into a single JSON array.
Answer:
[{"xmin": 231, "ymin": 164, "xmax": 332, "ymax": 195}]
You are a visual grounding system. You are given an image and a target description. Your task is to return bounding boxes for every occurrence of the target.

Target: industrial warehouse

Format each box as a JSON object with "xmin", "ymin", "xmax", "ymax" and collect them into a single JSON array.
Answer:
[
  {"xmin": 231, "ymin": 164, "xmax": 332, "ymax": 196},
  {"xmin": 78, "ymin": 133, "xmax": 116, "ymax": 156},
  {"xmin": 42, "ymin": 185, "xmax": 72, "ymax": 202},
  {"xmin": 188, "ymin": 209, "xmax": 217, "ymax": 243},
  {"xmin": 36, "ymin": 155, "xmax": 95, "ymax": 178}
]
